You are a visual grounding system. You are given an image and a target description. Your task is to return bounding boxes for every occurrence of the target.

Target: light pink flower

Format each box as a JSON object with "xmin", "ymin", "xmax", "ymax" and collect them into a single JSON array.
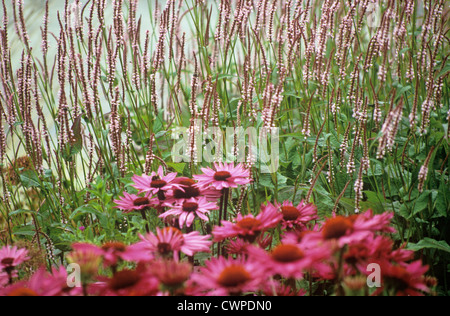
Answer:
[
  {"xmin": 0, "ymin": 246, "xmax": 29, "ymax": 273},
  {"xmin": 193, "ymin": 162, "xmax": 252, "ymax": 191},
  {"xmin": 113, "ymin": 192, "xmax": 158, "ymax": 213}
]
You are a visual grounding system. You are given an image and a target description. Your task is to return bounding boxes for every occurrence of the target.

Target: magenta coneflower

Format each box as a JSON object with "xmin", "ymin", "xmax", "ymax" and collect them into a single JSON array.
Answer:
[
  {"xmin": 164, "ymin": 177, "xmax": 222, "ymax": 204},
  {"xmin": 92, "ymin": 268, "xmax": 160, "ymax": 297},
  {"xmin": 315, "ymin": 210, "xmax": 396, "ymax": 248},
  {"xmin": 0, "ymin": 246, "xmax": 29, "ymax": 280},
  {"xmin": 113, "ymin": 192, "xmax": 158, "ymax": 213},
  {"xmin": 159, "ymin": 197, "xmax": 218, "ymax": 228},
  {"xmin": 2, "ymin": 266, "xmax": 82, "ymax": 297},
  {"xmin": 213, "ymin": 203, "xmax": 282, "ymax": 243},
  {"xmin": 123, "ymin": 227, "xmax": 212, "ymax": 262},
  {"xmin": 247, "ymin": 240, "xmax": 331, "ymax": 279},
  {"xmin": 372, "ymin": 260, "xmax": 430, "ymax": 296},
  {"xmin": 189, "ymin": 256, "xmax": 267, "ymax": 296},
  {"xmin": 276, "ymin": 200, "xmax": 318, "ymax": 230},
  {"xmin": 132, "ymin": 166, "xmax": 180, "ymax": 199},
  {"xmin": 193, "ymin": 162, "xmax": 252, "ymax": 191}
]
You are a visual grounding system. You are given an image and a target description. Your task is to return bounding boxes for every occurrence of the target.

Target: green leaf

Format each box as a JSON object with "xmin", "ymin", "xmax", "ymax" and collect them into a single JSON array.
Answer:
[
  {"xmin": 9, "ymin": 209, "xmax": 36, "ymax": 216},
  {"xmin": 166, "ymin": 162, "xmax": 186, "ymax": 174},
  {"xmin": 19, "ymin": 170, "xmax": 41, "ymax": 188},
  {"xmin": 407, "ymin": 238, "xmax": 450, "ymax": 253}
]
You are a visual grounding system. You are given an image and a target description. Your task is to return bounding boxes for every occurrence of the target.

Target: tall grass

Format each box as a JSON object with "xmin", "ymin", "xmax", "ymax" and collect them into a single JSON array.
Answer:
[{"xmin": 0, "ymin": 0, "xmax": 449, "ymax": 294}]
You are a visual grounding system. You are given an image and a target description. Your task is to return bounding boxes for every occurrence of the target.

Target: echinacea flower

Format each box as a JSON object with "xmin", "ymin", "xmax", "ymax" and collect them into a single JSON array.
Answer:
[
  {"xmin": 164, "ymin": 177, "xmax": 222, "ymax": 205},
  {"xmin": 0, "ymin": 246, "xmax": 29, "ymax": 280},
  {"xmin": 0, "ymin": 266, "xmax": 82, "ymax": 296},
  {"xmin": 113, "ymin": 192, "xmax": 158, "ymax": 214},
  {"xmin": 213, "ymin": 202, "xmax": 282, "ymax": 243},
  {"xmin": 70, "ymin": 241, "xmax": 129, "ymax": 270},
  {"xmin": 159, "ymin": 197, "xmax": 218, "ymax": 228},
  {"xmin": 189, "ymin": 256, "xmax": 267, "ymax": 296},
  {"xmin": 193, "ymin": 162, "xmax": 252, "ymax": 191},
  {"xmin": 132, "ymin": 166, "xmax": 181, "ymax": 199},
  {"xmin": 316, "ymin": 210, "xmax": 395, "ymax": 248},
  {"xmin": 276, "ymin": 200, "xmax": 318, "ymax": 230},
  {"xmin": 67, "ymin": 243, "xmax": 103, "ymax": 278},
  {"xmin": 123, "ymin": 227, "xmax": 212, "ymax": 262},
  {"xmin": 247, "ymin": 239, "xmax": 332, "ymax": 280},
  {"xmin": 148, "ymin": 259, "xmax": 192, "ymax": 292},
  {"xmin": 372, "ymin": 260, "xmax": 430, "ymax": 296},
  {"xmin": 92, "ymin": 268, "xmax": 160, "ymax": 297}
]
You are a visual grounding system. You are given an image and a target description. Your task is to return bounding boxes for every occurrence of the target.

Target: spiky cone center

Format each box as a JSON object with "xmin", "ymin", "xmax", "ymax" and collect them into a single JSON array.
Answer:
[
  {"xmin": 217, "ymin": 265, "xmax": 251, "ymax": 288},
  {"xmin": 271, "ymin": 244, "xmax": 304, "ymax": 263},
  {"xmin": 214, "ymin": 171, "xmax": 232, "ymax": 181}
]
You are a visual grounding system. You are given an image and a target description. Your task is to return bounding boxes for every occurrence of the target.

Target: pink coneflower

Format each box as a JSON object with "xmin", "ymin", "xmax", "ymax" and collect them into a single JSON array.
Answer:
[
  {"xmin": 148, "ymin": 259, "xmax": 192, "ymax": 291},
  {"xmin": 316, "ymin": 210, "xmax": 395, "ymax": 248},
  {"xmin": 92, "ymin": 268, "xmax": 160, "ymax": 297},
  {"xmin": 372, "ymin": 260, "xmax": 430, "ymax": 296},
  {"xmin": 276, "ymin": 200, "xmax": 318, "ymax": 230},
  {"xmin": 213, "ymin": 203, "xmax": 282, "ymax": 243},
  {"xmin": 0, "ymin": 246, "xmax": 29, "ymax": 282},
  {"xmin": 132, "ymin": 166, "xmax": 181, "ymax": 199},
  {"xmin": 193, "ymin": 162, "xmax": 252, "ymax": 191},
  {"xmin": 164, "ymin": 177, "xmax": 222, "ymax": 204},
  {"xmin": 123, "ymin": 227, "xmax": 212, "ymax": 262},
  {"xmin": 247, "ymin": 239, "xmax": 331, "ymax": 280},
  {"xmin": 67, "ymin": 243, "xmax": 103, "ymax": 278},
  {"xmin": 189, "ymin": 256, "xmax": 267, "ymax": 296},
  {"xmin": 159, "ymin": 197, "xmax": 218, "ymax": 228},
  {"xmin": 113, "ymin": 192, "xmax": 158, "ymax": 213}
]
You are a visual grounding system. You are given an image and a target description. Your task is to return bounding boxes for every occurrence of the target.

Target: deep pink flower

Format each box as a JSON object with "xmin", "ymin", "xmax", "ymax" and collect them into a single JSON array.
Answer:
[
  {"xmin": 113, "ymin": 192, "xmax": 158, "ymax": 213},
  {"xmin": 193, "ymin": 162, "xmax": 252, "ymax": 191},
  {"xmin": 91, "ymin": 268, "xmax": 160, "ymax": 296},
  {"xmin": 159, "ymin": 197, "xmax": 218, "ymax": 228},
  {"xmin": 312, "ymin": 210, "xmax": 396, "ymax": 248},
  {"xmin": 247, "ymin": 238, "xmax": 332, "ymax": 279},
  {"xmin": 213, "ymin": 202, "xmax": 282, "ymax": 243},
  {"xmin": 189, "ymin": 256, "xmax": 267, "ymax": 296},
  {"xmin": 123, "ymin": 227, "xmax": 212, "ymax": 262},
  {"xmin": 0, "ymin": 266, "xmax": 81, "ymax": 296},
  {"xmin": 276, "ymin": 200, "xmax": 318, "ymax": 230},
  {"xmin": 372, "ymin": 260, "xmax": 430, "ymax": 296},
  {"xmin": 132, "ymin": 166, "xmax": 181, "ymax": 199}
]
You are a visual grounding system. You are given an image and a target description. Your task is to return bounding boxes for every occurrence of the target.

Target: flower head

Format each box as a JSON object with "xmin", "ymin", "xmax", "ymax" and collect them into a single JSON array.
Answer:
[
  {"xmin": 193, "ymin": 162, "xmax": 252, "ymax": 191},
  {"xmin": 276, "ymin": 200, "xmax": 318, "ymax": 230},
  {"xmin": 132, "ymin": 166, "xmax": 180, "ymax": 199},
  {"xmin": 0, "ymin": 246, "xmax": 29, "ymax": 276},
  {"xmin": 213, "ymin": 202, "xmax": 282, "ymax": 243},
  {"xmin": 159, "ymin": 197, "xmax": 218, "ymax": 228},
  {"xmin": 189, "ymin": 256, "xmax": 267, "ymax": 296},
  {"xmin": 123, "ymin": 227, "xmax": 211, "ymax": 262},
  {"xmin": 113, "ymin": 192, "xmax": 158, "ymax": 213}
]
